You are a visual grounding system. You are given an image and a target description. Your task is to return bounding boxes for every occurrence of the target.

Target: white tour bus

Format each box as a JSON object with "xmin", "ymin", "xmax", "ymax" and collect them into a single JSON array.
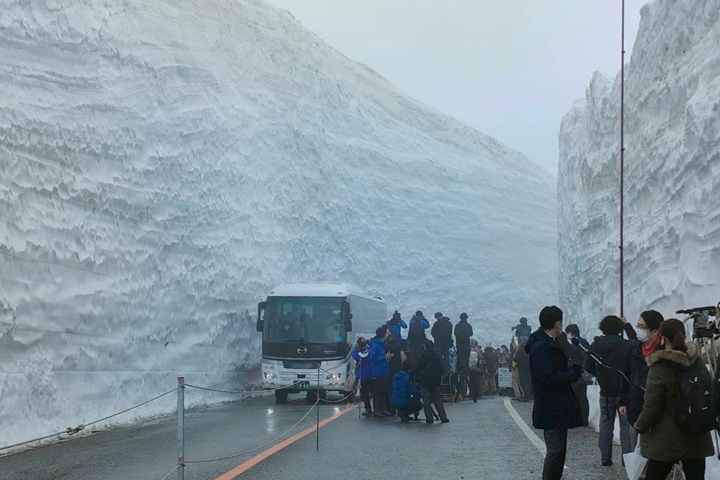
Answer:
[{"xmin": 256, "ymin": 282, "xmax": 387, "ymax": 403}]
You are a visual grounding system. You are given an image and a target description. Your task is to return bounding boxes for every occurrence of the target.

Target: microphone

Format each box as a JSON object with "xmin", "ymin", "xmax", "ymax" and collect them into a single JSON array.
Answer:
[{"xmin": 572, "ymin": 336, "xmax": 644, "ymax": 392}]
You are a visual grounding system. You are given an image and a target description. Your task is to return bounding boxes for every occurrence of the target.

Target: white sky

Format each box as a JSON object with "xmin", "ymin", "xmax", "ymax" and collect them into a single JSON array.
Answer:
[{"xmin": 266, "ymin": 0, "xmax": 647, "ymax": 174}]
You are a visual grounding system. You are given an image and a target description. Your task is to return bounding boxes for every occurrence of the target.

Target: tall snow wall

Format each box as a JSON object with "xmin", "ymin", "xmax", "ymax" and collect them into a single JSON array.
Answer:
[
  {"xmin": 559, "ymin": 0, "xmax": 720, "ymax": 338},
  {"xmin": 0, "ymin": 0, "xmax": 557, "ymax": 446}
]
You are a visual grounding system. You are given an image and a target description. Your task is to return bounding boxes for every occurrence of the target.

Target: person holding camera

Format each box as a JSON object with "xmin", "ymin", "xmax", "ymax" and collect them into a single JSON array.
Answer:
[
  {"xmin": 526, "ymin": 306, "xmax": 583, "ymax": 480},
  {"xmin": 513, "ymin": 317, "xmax": 532, "ymax": 338}
]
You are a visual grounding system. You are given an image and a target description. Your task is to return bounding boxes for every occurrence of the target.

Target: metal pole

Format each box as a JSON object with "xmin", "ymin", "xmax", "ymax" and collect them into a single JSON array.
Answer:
[
  {"xmin": 316, "ymin": 364, "xmax": 320, "ymax": 451},
  {"xmin": 619, "ymin": 0, "xmax": 626, "ymax": 318},
  {"xmin": 177, "ymin": 377, "xmax": 185, "ymax": 480}
]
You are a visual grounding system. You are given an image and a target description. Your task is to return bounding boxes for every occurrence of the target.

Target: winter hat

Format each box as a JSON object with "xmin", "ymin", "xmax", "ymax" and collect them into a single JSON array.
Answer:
[
  {"xmin": 415, "ymin": 310, "xmax": 424, "ymax": 317},
  {"xmin": 375, "ymin": 326, "xmax": 388, "ymax": 338},
  {"xmin": 392, "ymin": 312, "xmax": 402, "ymax": 321},
  {"xmin": 434, "ymin": 312, "xmax": 443, "ymax": 319},
  {"xmin": 460, "ymin": 313, "xmax": 468, "ymax": 321}
]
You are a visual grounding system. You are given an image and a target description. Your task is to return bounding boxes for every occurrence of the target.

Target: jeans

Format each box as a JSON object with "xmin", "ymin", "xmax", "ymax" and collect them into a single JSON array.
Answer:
[
  {"xmin": 645, "ymin": 458, "xmax": 705, "ymax": 480},
  {"xmin": 360, "ymin": 379, "xmax": 375, "ymax": 411},
  {"xmin": 543, "ymin": 429, "xmax": 568, "ymax": 480},
  {"xmin": 420, "ymin": 385, "xmax": 447, "ymax": 422},
  {"xmin": 599, "ymin": 396, "xmax": 631, "ymax": 463},
  {"xmin": 373, "ymin": 375, "xmax": 389, "ymax": 413}
]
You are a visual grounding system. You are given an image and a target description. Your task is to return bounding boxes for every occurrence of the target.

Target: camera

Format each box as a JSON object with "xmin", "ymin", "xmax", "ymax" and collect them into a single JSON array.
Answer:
[{"xmin": 676, "ymin": 302, "xmax": 719, "ymax": 339}]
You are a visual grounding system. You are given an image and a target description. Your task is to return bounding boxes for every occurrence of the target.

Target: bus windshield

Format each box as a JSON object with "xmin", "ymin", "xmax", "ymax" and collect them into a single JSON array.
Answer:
[{"xmin": 263, "ymin": 296, "xmax": 346, "ymax": 344}]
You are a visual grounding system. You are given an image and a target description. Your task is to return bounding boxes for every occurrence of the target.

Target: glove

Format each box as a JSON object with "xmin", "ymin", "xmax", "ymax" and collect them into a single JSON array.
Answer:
[{"xmin": 571, "ymin": 364, "xmax": 583, "ymax": 380}]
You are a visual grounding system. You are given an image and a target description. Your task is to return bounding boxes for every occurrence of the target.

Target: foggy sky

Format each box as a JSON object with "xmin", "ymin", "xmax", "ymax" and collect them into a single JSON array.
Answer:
[{"xmin": 267, "ymin": 0, "xmax": 647, "ymax": 174}]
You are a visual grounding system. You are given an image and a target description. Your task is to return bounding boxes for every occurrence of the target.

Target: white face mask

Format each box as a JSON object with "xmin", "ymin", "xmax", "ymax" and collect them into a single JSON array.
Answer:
[{"xmin": 636, "ymin": 329, "xmax": 652, "ymax": 343}]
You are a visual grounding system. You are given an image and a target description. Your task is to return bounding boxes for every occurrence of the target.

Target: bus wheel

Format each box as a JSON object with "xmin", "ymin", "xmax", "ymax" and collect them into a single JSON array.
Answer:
[{"xmin": 275, "ymin": 389, "xmax": 288, "ymax": 405}]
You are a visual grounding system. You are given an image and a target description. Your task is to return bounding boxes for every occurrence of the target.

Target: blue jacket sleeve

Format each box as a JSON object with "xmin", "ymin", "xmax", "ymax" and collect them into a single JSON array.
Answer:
[
  {"xmin": 400, "ymin": 319, "xmax": 408, "ymax": 329},
  {"xmin": 421, "ymin": 319, "xmax": 429, "ymax": 329},
  {"xmin": 532, "ymin": 343, "xmax": 578, "ymax": 387},
  {"xmin": 351, "ymin": 347, "xmax": 360, "ymax": 363},
  {"xmin": 371, "ymin": 341, "xmax": 385, "ymax": 365}
]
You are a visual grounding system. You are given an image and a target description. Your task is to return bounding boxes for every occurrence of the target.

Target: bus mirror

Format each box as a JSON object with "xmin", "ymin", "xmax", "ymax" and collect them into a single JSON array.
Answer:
[
  {"xmin": 256, "ymin": 301, "xmax": 266, "ymax": 332},
  {"xmin": 345, "ymin": 314, "xmax": 353, "ymax": 332}
]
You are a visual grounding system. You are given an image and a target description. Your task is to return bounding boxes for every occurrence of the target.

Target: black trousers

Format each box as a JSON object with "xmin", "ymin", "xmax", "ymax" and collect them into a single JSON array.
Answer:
[
  {"xmin": 645, "ymin": 458, "xmax": 705, "ymax": 480},
  {"xmin": 468, "ymin": 370, "xmax": 481, "ymax": 399},
  {"xmin": 456, "ymin": 343, "xmax": 470, "ymax": 372},
  {"xmin": 360, "ymin": 379, "xmax": 375, "ymax": 410},
  {"xmin": 572, "ymin": 381, "xmax": 589, "ymax": 426},
  {"xmin": 373, "ymin": 375, "xmax": 389, "ymax": 413},
  {"xmin": 519, "ymin": 368, "xmax": 533, "ymax": 399},
  {"xmin": 421, "ymin": 385, "xmax": 447, "ymax": 422},
  {"xmin": 395, "ymin": 398, "xmax": 423, "ymax": 418},
  {"xmin": 543, "ymin": 429, "xmax": 568, "ymax": 480}
]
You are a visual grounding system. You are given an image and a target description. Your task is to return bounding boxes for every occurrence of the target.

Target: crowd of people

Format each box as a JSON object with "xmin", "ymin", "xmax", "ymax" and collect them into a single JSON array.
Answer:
[
  {"xmin": 527, "ymin": 305, "xmax": 720, "ymax": 480},
  {"xmin": 351, "ymin": 311, "xmax": 534, "ymax": 423}
]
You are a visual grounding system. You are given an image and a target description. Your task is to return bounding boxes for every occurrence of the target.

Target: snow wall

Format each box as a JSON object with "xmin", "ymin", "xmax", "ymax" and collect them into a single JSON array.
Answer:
[
  {"xmin": 0, "ymin": 0, "xmax": 556, "ymax": 446},
  {"xmin": 559, "ymin": 0, "xmax": 720, "ymax": 337},
  {"xmin": 559, "ymin": 0, "xmax": 720, "ymax": 475}
]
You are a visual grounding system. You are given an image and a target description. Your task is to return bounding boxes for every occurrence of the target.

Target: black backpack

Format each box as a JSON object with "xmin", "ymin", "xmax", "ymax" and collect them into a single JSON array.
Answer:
[
  {"xmin": 675, "ymin": 366, "xmax": 716, "ymax": 433},
  {"xmin": 408, "ymin": 319, "xmax": 425, "ymax": 341}
]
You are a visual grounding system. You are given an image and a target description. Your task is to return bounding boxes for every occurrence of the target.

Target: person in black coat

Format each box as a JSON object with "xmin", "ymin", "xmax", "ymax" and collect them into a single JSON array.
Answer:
[
  {"xmin": 409, "ymin": 340, "xmax": 449, "ymax": 424},
  {"xmin": 454, "ymin": 313, "xmax": 474, "ymax": 373},
  {"xmin": 584, "ymin": 316, "xmax": 633, "ymax": 466},
  {"xmin": 526, "ymin": 306, "xmax": 582, "ymax": 480},
  {"xmin": 431, "ymin": 313, "xmax": 453, "ymax": 372}
]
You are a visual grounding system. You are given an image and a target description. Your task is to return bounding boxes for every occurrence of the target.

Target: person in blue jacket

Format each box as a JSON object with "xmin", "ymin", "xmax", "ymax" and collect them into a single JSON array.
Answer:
[
  {"xmin": 390, "ymin": 360, "xmax": 423, "ymax": 422},
  {"xmin": 386, "ymin": 311, "xmax": 408, "ymax": 341},
  {"xmin": 370, "ymin": 326, "xmax": 394, "ymax": 417},
  {"xmin": 351, "ymin": 337, "xmax": 375, "ymax": 416}
]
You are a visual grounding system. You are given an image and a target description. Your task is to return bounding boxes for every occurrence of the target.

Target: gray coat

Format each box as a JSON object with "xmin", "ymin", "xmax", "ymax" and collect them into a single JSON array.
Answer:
[{"xmin": 633, "ymin": 343, "xmax": 714, "ymax": 462}]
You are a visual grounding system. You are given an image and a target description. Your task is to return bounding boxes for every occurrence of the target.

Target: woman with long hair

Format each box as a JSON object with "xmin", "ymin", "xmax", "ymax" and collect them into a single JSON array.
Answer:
[{"xmin": 633, "ymin": 319, "xmax": 715, "ymax": 480}]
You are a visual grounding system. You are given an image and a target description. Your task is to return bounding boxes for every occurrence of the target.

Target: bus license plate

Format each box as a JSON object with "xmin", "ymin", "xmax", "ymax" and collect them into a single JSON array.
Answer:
[{"xmin": 293, "ymin": 381, "xmax": 310, "ymax": 389}]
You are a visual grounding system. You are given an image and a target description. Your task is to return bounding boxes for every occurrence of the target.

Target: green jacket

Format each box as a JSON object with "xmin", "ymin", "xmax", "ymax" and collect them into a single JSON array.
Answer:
[{"xmin": 633, "ymin": 343, "xmax": 714, "ymax": 462}]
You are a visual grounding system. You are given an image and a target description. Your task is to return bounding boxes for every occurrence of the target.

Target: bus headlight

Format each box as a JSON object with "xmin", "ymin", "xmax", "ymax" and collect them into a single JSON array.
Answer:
[
  {"xmin": 264, "ymin": 372, "xmax": 277, "ymax": 380},
  {"xmin": 326, "ymin": 373, "xmax": 342, "ymax": 381}
]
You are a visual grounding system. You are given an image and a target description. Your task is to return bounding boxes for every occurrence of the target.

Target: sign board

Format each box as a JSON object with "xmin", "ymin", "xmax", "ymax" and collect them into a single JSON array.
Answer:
[{"xmin": 498, "ymin": 367, "xmax": 513, "ymax": 388}]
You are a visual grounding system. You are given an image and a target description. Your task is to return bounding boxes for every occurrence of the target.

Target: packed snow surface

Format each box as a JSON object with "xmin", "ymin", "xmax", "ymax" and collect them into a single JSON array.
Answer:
[
  {"xmin": 0, "ymin": 0, "xmax": 556, "ymax": 447},
  {"xmin": 559, "ymin": 0, "xmax": 720, "ymax": 476}
]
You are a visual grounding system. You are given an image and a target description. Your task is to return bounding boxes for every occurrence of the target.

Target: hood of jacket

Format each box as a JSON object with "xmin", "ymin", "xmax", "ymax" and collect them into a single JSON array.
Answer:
[
  {"xmin": 646, "ymin": 342, "xmax": 700, "ymax": 368},
  {"xmin": 591, "ymin": 334, "xmax": 628, "ymax": 354}
]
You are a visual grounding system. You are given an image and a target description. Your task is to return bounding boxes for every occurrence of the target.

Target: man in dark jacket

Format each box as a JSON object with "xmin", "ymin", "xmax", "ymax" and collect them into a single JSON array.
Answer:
[
  {"xmin": 454, "ymin": 313, "xmax": 474, "ymax": 373},
  {"xmin": 526, "ymin": 306, "xmax": 582, "ymax": 480},
  {"xmin": 390, "ymin": 360, "xmax": 423, "ymax": 422},
  {"xmin": 431, "ymin": 314, "xmax": 453, "ymax": 373},
  {"xmin": 565, "ymin": 324, "xmax": 590, "ymax": 426},
  {"xmin": 618, "ymin": 310, "xmax": 664, "ymax": 452},
  {"xmin": 407, "ymin": 311, "xmax": 430, "ymax": 364},
  {"xmin": 409, "ymin": 340, "xmax": 449, "ymax": 424},
  {"xmin": 584, "ymin": 316, "xmax": 633, "ymax": 466},
  {"xmin": 514, "ymin": 317, "xmax": 532, "ymax": 338},
  {"xmin": 483, "ymin": 347, "xmax": 499, "ymax": 395},
  {"xmin": 370, "ymin": 327, "xmax": 394, "ymax": 418}
]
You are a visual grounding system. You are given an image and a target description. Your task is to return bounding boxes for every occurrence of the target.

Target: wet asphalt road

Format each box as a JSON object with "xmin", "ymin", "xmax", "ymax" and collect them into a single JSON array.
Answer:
[{"xmin": 0, "ymin": 394, "xmax": 630, "ymax": 480}]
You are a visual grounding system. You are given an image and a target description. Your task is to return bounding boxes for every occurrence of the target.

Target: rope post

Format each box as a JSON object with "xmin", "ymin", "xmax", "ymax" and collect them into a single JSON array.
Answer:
[
  {"xmin": 177, "ymin": 377, "xmax": 185, "ymax": 480},
  {"xmin": 316, "ymin": 364, "xmax": 320, "ymax": 451}
]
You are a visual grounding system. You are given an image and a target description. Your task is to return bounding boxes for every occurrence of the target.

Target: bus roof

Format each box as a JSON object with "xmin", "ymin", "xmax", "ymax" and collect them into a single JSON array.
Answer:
[{"xmin": 268, "ymin": 282, "xmax": 384, "ymax": 301}]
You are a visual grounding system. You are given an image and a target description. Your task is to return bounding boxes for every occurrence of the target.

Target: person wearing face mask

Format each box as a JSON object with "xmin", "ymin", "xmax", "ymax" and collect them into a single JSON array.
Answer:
[
  {"xmin": 633, "ymin": 319, "xmax": 715, "ymax": 480},
  {"xmin": 526, "ymin": 306, "xmax": 583, "ymax": 480},
  {"xmin": 618, "ymin": 310, "xmax": 664, "ymax": 452}
]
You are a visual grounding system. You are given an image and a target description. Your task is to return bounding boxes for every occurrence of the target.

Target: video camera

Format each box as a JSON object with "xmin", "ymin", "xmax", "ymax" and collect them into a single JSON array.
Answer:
[{"xmin": 676, "ymin": 301, "xmax": 720, "ymax": 339}]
